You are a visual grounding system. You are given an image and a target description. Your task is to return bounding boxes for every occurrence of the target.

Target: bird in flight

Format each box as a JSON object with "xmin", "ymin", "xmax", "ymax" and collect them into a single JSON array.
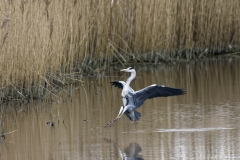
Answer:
[{"xmin": 105, "ymin": 67, "xmax": 186, "ymax": 127}]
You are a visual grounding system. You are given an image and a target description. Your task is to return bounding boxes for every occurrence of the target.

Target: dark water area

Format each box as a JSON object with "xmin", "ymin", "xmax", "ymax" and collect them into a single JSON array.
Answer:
[{"xmin": 1, "ymin": 58, "xmax": 240, "ymax": 159}]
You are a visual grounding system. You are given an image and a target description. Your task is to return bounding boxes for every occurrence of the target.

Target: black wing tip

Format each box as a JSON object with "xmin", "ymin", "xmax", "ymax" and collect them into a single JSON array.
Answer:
[
  {"xmin": 156, "ymin": 84, "xmax": 186, "ymax": 96},
  {"xmin": 109, "ymin": 80, "xmax": 119, "ymax": 85},
  {"xmin": 110, "ymin": 80, "xmax": 119, "ymax": 83},
  {"xmin": 182, "ymin": 89, "xmax": 187, "ymax": 94},
  {"xmin": 170, "ymin": 88, "xmax": 186, "ymax": 96},
  {"xmin": 179, "ymin": 89, "xmax": 186, "ymax": 95},
  {"xmin": 110, "ymin": 80, "xmax": 123, "ymax": 89}
]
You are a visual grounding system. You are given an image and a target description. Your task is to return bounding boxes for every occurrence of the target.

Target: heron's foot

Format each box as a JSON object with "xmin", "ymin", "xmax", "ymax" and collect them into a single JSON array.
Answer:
[{"xmin": 104, "ymin": 118, "xmax": 119, "ymax": 128}]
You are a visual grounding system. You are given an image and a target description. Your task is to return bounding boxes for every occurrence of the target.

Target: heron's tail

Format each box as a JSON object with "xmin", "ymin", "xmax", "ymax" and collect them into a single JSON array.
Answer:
[
  {"xmin": 124, "ymin": 110, "xmax": 141, "ymax": 122},
  {"xmin": 133, "ymin": 110, "xmax": 141, "ymax": 121}
]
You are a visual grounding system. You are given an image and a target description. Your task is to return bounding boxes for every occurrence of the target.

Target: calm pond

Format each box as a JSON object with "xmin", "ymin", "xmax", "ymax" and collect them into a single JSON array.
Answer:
[{"xmin": 1, "ymin": 58, "xmax": 240, "ymax": 159}]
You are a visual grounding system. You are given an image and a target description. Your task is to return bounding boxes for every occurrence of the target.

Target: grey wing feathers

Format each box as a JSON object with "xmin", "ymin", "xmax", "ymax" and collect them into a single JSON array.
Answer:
[
  {"xmin": 132, "ymin": 84, "xmax": 186, "ymax": 108},
  {"xmin": 110, "ymin": 80, "xmax": 125, "ymax": 89}
]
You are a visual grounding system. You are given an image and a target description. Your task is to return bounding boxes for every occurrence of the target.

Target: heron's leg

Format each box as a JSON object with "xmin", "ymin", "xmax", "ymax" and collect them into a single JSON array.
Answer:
[
  {"xmin": 116, "ymin": 106, "xmax": 124, "ymax": 119},
  {"xmin": 105, "ymin": 107, "xmax": 123, "ymax": 127},
  {"xmin": 105, "ymin": 106, "xmax": 128, "ymax": 128},
  {"xmin": 116, "ymin": 105, "xmax": 128, "ymax": 119},
  {"xmin": 105, "ymin": 117, "xmax": 119, "ymax": 127}
]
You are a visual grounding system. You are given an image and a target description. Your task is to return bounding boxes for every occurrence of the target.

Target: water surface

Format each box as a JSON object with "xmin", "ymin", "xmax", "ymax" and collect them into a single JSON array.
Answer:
[{"xmin": 1, "ymin": 58, "xmax": 240, "ymax": 159}]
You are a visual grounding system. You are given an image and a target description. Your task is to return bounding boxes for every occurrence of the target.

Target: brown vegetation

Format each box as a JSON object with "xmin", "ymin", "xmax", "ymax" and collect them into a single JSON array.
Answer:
[{"xmin": 0, "ymin": 0, "xmax": 240, "ymax": 99}]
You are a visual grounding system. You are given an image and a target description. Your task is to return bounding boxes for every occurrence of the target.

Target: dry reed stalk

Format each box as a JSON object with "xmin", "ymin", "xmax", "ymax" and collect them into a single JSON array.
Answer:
[{"xmin": 0, "ymin": 0, "xmax": 239, "ymax": 98}]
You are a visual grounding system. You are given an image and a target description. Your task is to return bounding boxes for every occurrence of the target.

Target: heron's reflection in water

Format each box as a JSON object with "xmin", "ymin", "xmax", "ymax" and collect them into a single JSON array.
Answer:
[
  {"xmin": 120, "ymin": 142, "xmax": 143, "ymax": 160},
  {"xmin": 104, "ymin": 138, "xmax": 143, "ymax": 160}
]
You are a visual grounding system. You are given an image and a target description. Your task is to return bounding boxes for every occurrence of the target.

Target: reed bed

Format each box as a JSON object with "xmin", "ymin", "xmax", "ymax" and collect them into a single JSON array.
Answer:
[{"xmin": 0, "ymin": 0, "xmax": 240, "ymax": 99}]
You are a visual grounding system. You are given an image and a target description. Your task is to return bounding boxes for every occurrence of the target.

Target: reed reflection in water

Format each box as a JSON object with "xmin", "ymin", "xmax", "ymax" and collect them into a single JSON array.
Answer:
[{"xmin": 0, "ymin": 59, "xmax": 240, "ymax": 159}]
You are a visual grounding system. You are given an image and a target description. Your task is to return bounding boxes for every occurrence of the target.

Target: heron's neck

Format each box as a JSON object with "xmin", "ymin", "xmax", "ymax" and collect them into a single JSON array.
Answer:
[{"xmin": 125, "ymin": 71, "xmax": 136, "ymax": 87}]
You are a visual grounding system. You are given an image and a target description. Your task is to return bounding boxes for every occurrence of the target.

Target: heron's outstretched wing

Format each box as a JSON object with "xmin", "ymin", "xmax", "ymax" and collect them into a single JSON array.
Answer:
[
  {"xmin": 110, "ymin": 80, "xmax": 125, "ymax": 89},
  {"xmin": 132, "ymin": 84, "xmax": 186, "ymax": 108}
]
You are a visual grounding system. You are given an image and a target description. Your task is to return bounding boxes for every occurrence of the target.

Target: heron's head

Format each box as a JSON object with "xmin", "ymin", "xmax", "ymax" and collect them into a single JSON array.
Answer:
[{"xmin": 120, "ymin": 67, "xmax": 135, "ymax": 73}]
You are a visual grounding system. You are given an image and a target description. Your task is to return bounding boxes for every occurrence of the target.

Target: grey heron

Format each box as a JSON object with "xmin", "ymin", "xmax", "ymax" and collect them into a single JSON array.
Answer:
[{"xmin": 105, "ymin": 67, "xmax": 186, "ymax": 127}]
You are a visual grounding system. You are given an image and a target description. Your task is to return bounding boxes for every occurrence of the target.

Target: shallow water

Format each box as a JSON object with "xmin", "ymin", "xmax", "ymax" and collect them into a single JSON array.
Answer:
[{"xmin": 1, "ymin": 58, "xmax": 240, "ymax": 159}]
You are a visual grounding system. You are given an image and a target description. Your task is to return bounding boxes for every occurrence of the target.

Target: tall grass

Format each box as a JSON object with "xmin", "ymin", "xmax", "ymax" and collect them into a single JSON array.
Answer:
[{"xmin": 0, "ymin": 0, "xmax": 240, "ymax": 98}]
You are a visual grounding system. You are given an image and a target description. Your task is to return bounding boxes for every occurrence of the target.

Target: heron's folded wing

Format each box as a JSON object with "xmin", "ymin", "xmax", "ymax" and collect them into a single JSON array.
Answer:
[{"xmin": 132, "ymin": 84, "xmax": 186, "ymax": 108}]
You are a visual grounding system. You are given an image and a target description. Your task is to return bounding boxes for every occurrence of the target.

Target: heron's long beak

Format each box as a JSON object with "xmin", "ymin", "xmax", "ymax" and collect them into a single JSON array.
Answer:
[{"xmin": 120, "ymin": 69, "xmax": 128, "ymax": 72}]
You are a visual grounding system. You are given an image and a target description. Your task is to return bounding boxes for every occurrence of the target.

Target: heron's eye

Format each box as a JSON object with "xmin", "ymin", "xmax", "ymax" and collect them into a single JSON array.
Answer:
[{"xmin": 129, "ymin": 67, "xmax": 134, "ymax": 70}]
